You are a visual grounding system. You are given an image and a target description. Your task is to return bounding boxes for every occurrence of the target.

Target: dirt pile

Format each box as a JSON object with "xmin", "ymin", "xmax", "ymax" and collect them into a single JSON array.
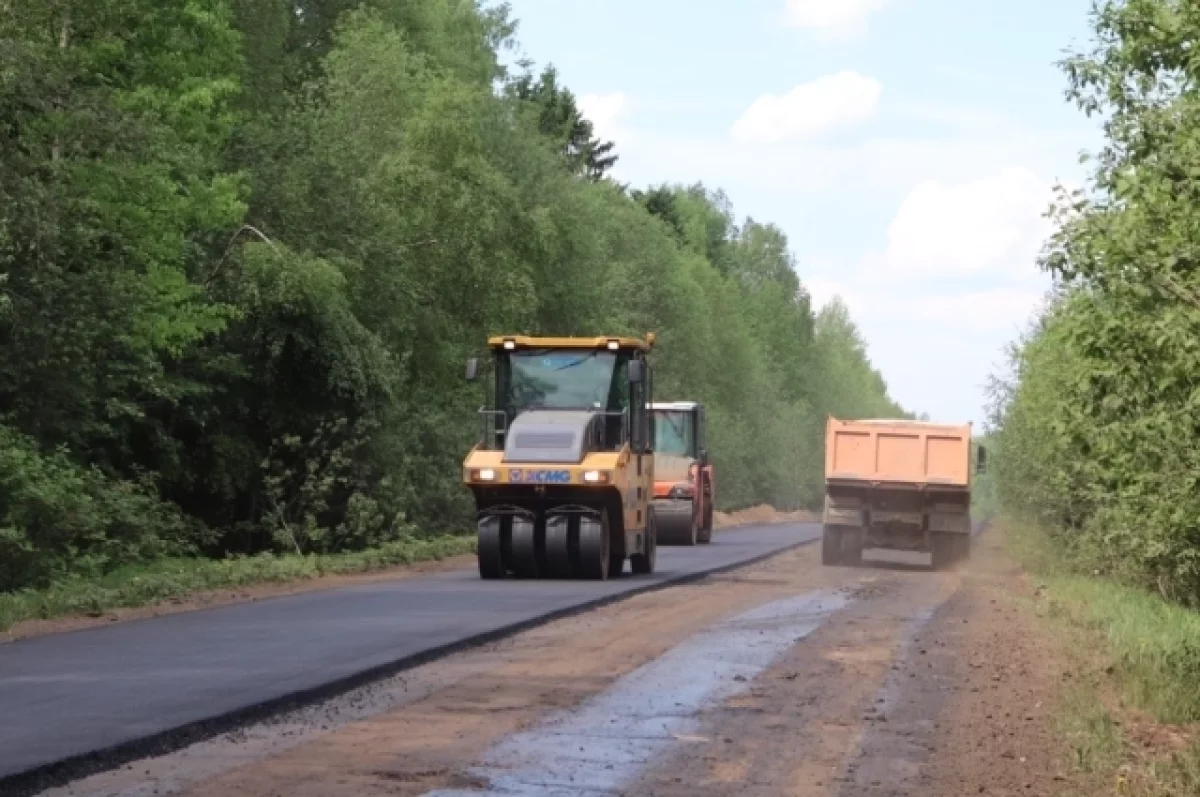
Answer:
[{"xmin": 713, "ymin": 504, "xmax": 819, "ymax": 528}]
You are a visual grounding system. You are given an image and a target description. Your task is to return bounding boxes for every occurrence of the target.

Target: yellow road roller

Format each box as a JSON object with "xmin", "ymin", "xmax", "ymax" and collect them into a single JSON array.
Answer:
[{"xmin": 462, "ymin": 334, "xmax": 659, "ymax": 580}]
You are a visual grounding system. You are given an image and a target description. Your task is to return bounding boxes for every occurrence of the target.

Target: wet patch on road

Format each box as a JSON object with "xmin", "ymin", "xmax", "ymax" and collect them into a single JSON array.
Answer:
[
  {"xmin": 834, "ymin": 584, "xmax": 961, "ymax": 795},
  {"xmin": 423, "ymin": 589, "xmax": 851, "ymax": 796},
  {"xmin": 623, "ymin": 570, "xmax": 960, "ymax": 797}
]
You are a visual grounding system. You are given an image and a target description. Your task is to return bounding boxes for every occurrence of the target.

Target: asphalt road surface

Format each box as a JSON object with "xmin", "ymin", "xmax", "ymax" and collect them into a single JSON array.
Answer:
[
  {"xmin": 19, "ymin": 524, "xmax": 1077, "ymax": 797},
  {"xmin": 0, "ymin": 523, "xmax": 819, "ymax": 784}
]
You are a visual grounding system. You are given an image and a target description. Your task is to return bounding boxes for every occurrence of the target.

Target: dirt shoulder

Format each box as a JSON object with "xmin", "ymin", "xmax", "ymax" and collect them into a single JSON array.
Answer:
[{"xmin": 885, "ymin": 531, "xmax": 1078, "ymax": 797}]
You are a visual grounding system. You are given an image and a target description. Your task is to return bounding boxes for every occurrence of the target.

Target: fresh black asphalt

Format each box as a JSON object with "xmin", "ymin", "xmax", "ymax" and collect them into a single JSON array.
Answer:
[{"xmin": 0, "ymin": 523, "xmax": 820, "ymax": 784}]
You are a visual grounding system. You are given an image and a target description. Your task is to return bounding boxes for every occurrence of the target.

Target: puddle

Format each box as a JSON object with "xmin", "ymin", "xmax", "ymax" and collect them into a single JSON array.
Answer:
[{"xmin": 424, "ymin": 588, "xmax": 850, "ymax": 796}]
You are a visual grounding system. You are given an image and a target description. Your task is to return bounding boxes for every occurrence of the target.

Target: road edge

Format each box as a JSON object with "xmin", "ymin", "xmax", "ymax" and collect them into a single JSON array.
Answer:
[{"xmin": 0, "ymin": 528, "xmax": 819, "ymax": 797}]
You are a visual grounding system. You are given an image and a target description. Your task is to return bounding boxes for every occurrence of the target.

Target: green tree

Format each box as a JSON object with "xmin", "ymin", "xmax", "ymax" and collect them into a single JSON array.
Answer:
[
  {"xmin": 0, "ymin": 0, "xmax": 909, "ymax": 593},
  {"xmin": 989, "ymin": 0, "xmax": 1200, "ymax": 604},
  {"xmin": 0, "ymin": 0, "xmax": 245, "ymax": 586},
  {"xmin": 511, "ymin": 65, "xmax": 618, "ymax": 180}
]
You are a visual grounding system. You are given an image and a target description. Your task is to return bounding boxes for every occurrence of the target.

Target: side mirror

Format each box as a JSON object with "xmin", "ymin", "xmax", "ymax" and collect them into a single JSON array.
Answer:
[
  {"xmin": 976, "ymin": 445, "xmax": 988, "ymax": 474},
  {"xmin": 628, "ymin": 360, "xmax": 645, "ymax": 384},
  {"xmin": 465, "ymin": 357, "xmax": 479, "ymax": 381}
]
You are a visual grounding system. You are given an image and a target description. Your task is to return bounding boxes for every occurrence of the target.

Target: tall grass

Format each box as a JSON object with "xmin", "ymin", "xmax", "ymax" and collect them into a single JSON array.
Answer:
[
  {"xmin": 1009, "ymin": 522, "xmax": 1200, "ymax": 723},
  {"xmin": 1006, "ymin": 520, "xmax": 1200, "ymax": 795}
]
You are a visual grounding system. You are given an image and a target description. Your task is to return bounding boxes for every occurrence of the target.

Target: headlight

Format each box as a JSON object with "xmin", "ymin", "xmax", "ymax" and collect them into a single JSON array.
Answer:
[
  {"xmin": 471, "ymin": 468, "xmax": 496, "ymax": 482},
  {"xmin": 583, "ymin": 470, "xmax": 610, "ymax": 484}
]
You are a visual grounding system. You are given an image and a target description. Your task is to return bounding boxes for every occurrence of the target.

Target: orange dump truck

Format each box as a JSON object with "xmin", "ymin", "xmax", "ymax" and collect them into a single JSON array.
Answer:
[{"xmin": 821, "ymin": 417, "xmax": 986, "ymax": 569}]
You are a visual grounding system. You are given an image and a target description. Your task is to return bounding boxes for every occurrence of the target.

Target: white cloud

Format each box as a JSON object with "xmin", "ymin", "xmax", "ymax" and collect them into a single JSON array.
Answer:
[
  {"xmin": 579, "ymin": 91, "xmax": 632, "ymax": 145},
  {"xmin": 797, "ymin": 168, "xmax": 1061, "ymax": 423},
  {"xmin": 872, "ymin": 167, "xmax": 1058, "ymax": 282},
  {"xmin": 907, "ymin": 289, "xmax": 1047, "ymax": 332},
  {"xmin": 731, "ymin": 72, "xmax": 882, "ymax": 144},
  {"xmin": 615, "ymin": 112, "xmax": 1092, "ymax": 200},
  {"xmin": 598, "ymin": 93, "xmax": 1089, "ymax": 423},
  {"xmin": 807, "ymin": 280, "xmax": 1045, "ymax": 335},
  {"xmin": 803, "ymin": 279, "xmax": 1045, "ymax": 422},
  {"xmin": 783, "ymin": 0, "xmax": 891, "ymax": 39}
]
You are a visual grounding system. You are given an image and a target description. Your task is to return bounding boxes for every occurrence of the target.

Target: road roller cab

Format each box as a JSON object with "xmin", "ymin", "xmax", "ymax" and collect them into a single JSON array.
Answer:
[
  {"xmin": 650, "ymin": 402, "xmax": 715, "ymax": 546},
  {"xmin": 463, "ymin": 334, "xmax": 659, "ymax": 580}
]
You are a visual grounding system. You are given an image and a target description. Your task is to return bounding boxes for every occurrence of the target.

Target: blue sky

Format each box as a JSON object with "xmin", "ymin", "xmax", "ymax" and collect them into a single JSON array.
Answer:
[{"xmin": 500, "ymin": 0, "xmax": 1104, "ymax": 425}]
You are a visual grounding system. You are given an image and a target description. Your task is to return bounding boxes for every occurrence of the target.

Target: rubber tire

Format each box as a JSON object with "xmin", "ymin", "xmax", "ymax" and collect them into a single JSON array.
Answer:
[
  {"xmin": 510, "ymin": 516, "xmax": 540, "ymax": 579},
  {"xmin": 955, "ymin": 533, "xmax": 972, "ymax": 563},
  {"xmin": 544, "ymin": 514, "xmax": 574, "ymax": 579},
  {"xmin": 841, "ymin": 528, "xmax": 864, "ymax": 567},
  {"xmin": 477, "ymin": 515, "xmax": 506, "ymax": 579},
  {"xmin": 578, "ymin": 514, "xmax": 610, "ymax": 581},
  {"xmin": 821, "ymin": 525, "xmax": 841, "ymax": 566},
  {"xmin": 931, "ymin": 532, "xmax": 956, "ymax": 570},
  {"xmin": 631, "ymin": 509, "xmax": 657, "ymax": 575}
]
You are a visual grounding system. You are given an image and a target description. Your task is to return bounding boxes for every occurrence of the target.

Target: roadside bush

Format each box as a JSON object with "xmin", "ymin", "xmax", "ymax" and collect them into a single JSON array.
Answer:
[{"xmin": 0, "ymin": 425, "xmax": 191, "ymax": 591}]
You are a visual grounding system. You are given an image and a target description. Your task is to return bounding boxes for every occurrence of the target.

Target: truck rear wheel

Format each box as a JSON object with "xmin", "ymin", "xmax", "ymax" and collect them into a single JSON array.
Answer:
[
  {"xmin": 841, "ymin": 528, "xmax": 864, "ymax": 567},
  {"xmin": 954, "ymin": 533, "xmax": 971, "ymax": 563},
  {"xmin": 821, "ymin": 525, "xmax": 841, "ymax": 566},
  {"xmin": 931, "ymin": 532, "xmax": 956, "ymax": 570}
]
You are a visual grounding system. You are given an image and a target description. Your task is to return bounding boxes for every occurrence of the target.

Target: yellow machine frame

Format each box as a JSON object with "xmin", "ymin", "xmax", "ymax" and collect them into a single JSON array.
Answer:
[{"xmin": 462, "ymin": 334, "xmax": 658, "ymax": 580}]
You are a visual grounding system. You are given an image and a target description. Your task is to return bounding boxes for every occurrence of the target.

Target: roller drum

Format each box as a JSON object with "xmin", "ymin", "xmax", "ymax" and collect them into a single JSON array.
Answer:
[{"xmin": 654, "ymin": 500, "xmax": 697, "ymax": 546}]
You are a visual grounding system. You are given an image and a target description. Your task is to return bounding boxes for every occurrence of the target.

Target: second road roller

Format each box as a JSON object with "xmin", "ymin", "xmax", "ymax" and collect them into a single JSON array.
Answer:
[
  {"xmin": 462, "ymin": 334, "xmax": 659, "ymax": 580},
  {"xmin": 650, "ymin": 401, "xmax": 715, "ymax": 546}
]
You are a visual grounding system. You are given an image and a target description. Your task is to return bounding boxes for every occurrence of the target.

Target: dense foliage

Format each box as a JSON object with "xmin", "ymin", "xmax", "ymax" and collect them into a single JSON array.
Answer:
[
  {"xmin": 990, "ymin": 0, "xmax": 1200, "ymax": 605},
  {"xmin": 0, "ymin": 0, "xmax": 906, "ymax": 592}
]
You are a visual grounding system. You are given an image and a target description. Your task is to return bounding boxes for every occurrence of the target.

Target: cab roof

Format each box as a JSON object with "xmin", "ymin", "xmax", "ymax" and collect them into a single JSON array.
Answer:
[
  {"xmin": 487, "ymin": 334, "xmax": 655, "ymax": 351},
  {"xmin": 650, "ymin": 401, "xmax": 700, "ymax": 411},
  {"xmin": 842, "ymin": 418, "xmax": 972, "ymax": 427}
]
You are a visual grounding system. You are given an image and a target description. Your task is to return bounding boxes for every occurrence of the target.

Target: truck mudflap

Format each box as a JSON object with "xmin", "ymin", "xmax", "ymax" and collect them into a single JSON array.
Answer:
[
  {"xmin": 869, "ymin": 510, "xmax": 923, "ymax": 527},
  {"xmin": 928, "ymin": 511, "xmax": 971, "ymax": 534},
  {"xmin": 823, "ymin": 495, "xmax": 864, "ymax": 528}
]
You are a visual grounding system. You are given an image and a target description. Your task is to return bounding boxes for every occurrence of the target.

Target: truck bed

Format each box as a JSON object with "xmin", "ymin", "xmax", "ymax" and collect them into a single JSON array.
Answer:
[{"xmin": 824, "ymin": 418, "xmax": 971, "ymax": 488}]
